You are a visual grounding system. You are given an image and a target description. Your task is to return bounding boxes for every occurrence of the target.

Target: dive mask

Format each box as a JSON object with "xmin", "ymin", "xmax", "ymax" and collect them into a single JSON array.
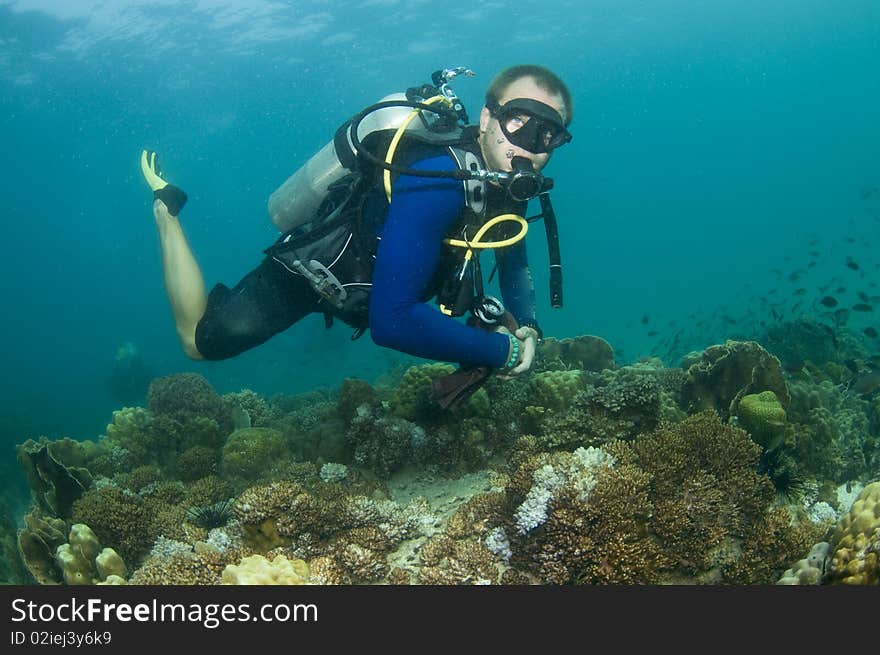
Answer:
[{"xmin": 487, "ymin": 97, "xmax": 572, "ymax": 154}]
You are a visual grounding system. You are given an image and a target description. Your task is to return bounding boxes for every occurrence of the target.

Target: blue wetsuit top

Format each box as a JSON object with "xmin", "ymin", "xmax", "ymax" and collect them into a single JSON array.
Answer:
[{"xmin": 367, "ymin": 151, "xmax": 538, "ymax": 368}]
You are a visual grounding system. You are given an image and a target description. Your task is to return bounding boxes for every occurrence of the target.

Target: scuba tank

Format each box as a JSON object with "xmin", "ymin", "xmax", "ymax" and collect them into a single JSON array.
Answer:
[{"xmin": 268, "ymin": 92, "xmax": 438, "ymax": 234}]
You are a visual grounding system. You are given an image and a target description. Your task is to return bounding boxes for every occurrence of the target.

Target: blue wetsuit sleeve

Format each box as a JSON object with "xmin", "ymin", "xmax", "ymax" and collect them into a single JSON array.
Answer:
[
  {"xmin": 369, "ymin": 154, "xmax": 511, "ymax": 368},
  {"xmin": 495, "ymin": 240, "xmax": 539, "ymax": 332}
]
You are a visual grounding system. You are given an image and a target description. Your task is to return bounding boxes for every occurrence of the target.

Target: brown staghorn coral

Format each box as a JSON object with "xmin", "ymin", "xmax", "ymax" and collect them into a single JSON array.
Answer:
[
  {"xmin": 417, "ymin": 534, "xmax": 502, "ymax": 585},
  {"xmin": 129, "ymin": 545, "xmax": 245, "ymax": 585},
  {"xmin": 70, "ymin": 487, "xmax": 154, "ymax": 565},
  {"xmin": 504, "ymin": 411, "xmax": 812, "ymax": 584}
]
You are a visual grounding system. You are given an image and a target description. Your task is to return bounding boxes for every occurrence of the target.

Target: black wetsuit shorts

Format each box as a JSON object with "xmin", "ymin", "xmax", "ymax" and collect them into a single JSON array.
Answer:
[{"xmin": 194, "ymin": 256, "xmax": 321, "ymax": 360}]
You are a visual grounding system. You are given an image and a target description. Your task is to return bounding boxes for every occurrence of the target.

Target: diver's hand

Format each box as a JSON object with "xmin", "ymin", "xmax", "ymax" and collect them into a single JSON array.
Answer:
[
  {"xmin": 493, "ymin": 325, "xmax": 532, "ymax": 379},
  {"xmin": 510, "ymin": 326, "xmax": 539, "ymax": 375}
]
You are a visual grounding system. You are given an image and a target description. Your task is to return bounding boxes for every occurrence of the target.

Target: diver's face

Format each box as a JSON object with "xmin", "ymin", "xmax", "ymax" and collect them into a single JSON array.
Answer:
[{"xmin": 478, "ymin": 76, "xmax": 568, "ymax": 174}]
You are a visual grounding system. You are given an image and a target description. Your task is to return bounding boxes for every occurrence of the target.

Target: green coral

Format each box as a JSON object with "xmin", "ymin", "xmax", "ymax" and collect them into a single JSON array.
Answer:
[
  {"xmin": 391, "ymin": 363, "xmax": 455, "ymax": 421},
  {"xmin": 220, "ymin": 428, "xmax": 287, "ymax": 480},
  {"xmin": 736, "ymin": 390, "xmax": 787, "ymax": 450},
  {"xmin": 70, "ymin": 487, "xmax": 154, "ymax": 566},
  {"xmin": 148, "ymin": 373, "xmax": 230, "ymax": 423},
  {"xmin": 527, "ymin": 370, "xmax": 583, "ymax": 412},
  {"xmin": 176, "ymin": 446, "xmax": 220, "ymax": 482}
]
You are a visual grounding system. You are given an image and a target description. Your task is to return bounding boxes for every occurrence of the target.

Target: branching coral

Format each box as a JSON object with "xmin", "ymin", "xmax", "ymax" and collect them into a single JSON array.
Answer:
[{"xmin": 499, "ymin": 411, "xmax": 815, "ymax": 584}]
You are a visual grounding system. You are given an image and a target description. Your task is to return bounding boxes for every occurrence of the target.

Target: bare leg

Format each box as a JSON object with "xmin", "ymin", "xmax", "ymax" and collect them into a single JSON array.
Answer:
[{"xmin": 153, "ymin": 199, "xmax": 207, "ymax": 360}]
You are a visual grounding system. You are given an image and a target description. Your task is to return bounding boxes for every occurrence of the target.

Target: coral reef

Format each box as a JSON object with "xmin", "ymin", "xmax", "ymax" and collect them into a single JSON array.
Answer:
[
  {"xmin": 221, "ymin": 554, "xmax": 309, "ymax": 585},
  {"xmin": 777, "ymin": 541, "xmax": 830, "ymax": 585},
  {"xmin": 500, "ymin": 412, "xmax": 820, "ymax": 584},
  {"xmin": 527, "ymin": 370, "xmax": 583, "ymax": 412},
  {"xmin": 16, "ymin": 438, "xmax": 94, "ymax": 519},
  {"xmin": 220, "ymin": 427, "xmax": 288, "ymax": 481},
  {"xmin": 55, "ymin": 524, "xmax": 127, "ymax": 585},
  {"xmin": 222, "ymin": 389, "xmax": 277, "ymax": 428},
  {"xmin": 681, "ymin": 340, "xmax": 790, "ymax": 420},
  {"xmin": 13, "ymin": 327, "xmax": 877, "ymax": 588},
  {"xmin": 391, "ymin": 363, "xmax": 455, "ymax": 421},
  {"xmin": 536, "ymin": 335, "xmax": 614, "ymax": 372},
  {"xmin": 825, "ymin": 481, "xmax": 880, "ymax": 584},
  {"xmin": 735, "ymin": 390, "xmax": 787, "ymax": 450}
]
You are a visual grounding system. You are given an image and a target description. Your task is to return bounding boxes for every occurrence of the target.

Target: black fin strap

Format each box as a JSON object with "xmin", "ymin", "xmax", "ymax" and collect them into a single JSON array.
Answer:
[{"xmin": 154, "ymin": 184, "xmax": 188, "ymax": 217}]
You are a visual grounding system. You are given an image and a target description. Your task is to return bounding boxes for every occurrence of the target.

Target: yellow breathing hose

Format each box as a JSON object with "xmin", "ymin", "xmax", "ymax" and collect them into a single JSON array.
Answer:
[
  {"xmin": 384, "ymin": 94, "xmax": 451, "ymax": 202},
  {"xmin": 438, "ymin": 213, "xmax": 529, "ymax": 315}
]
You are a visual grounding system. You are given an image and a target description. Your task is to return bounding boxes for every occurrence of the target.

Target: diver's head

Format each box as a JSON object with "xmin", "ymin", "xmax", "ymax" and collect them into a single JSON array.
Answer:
[{"xmin": 478, "ymin": 66, "xmax": 572, "ymax": 176}]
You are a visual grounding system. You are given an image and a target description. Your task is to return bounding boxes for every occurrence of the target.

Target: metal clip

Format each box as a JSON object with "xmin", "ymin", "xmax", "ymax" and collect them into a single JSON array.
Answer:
[{"xmin": 291, "ymin": 259, "xmax": 348, "ymax": 309}]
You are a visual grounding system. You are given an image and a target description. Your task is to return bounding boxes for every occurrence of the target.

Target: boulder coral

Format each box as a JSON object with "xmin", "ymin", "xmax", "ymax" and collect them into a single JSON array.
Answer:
[
  {"xmin": 221, "ymin": 554, "xmax": 309, "ymax": 585},
  {"xmin": 735, "ymin": 390, "xmax": 787, "ymax": 450},
  {"xmin": 391, "ymin": 363, "xmax": 455, "ymax": 421},
  {"xmin": 826, "ymin": 481, "xmax": 880, "ymax": 584}
]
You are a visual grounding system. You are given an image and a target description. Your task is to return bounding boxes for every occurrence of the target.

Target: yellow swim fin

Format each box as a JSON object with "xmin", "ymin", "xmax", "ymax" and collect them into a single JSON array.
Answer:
[
  {"xmin": 140, "ymin": 150, "xmax": 167, "ymax": 191},
  {"xmin": 140, "ymin": 149, "xmax": 188, "ymax": 216}
]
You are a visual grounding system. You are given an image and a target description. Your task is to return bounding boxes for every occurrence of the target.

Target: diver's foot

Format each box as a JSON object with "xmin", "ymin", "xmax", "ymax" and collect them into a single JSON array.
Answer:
[{"xmin": 140, "ymin": 150, "xmax": 188, "ymax": 216}]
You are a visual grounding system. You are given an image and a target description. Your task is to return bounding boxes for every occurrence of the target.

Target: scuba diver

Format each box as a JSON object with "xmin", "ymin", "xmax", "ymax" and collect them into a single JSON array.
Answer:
[{"xmin": 140, "ymin": 64, "xmax": 572, "ymax": 400}]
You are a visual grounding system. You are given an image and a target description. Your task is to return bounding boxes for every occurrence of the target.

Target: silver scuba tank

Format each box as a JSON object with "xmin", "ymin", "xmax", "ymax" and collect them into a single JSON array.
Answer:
[{"xmin": 268, "ymin": 92, "xmax": 432, "ymax": 233}]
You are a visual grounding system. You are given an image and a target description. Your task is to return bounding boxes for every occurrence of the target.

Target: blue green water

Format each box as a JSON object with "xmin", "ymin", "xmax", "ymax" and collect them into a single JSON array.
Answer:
[{"xmin": 0, "ymin": 0, "xmax": 877, "ymax": 448}]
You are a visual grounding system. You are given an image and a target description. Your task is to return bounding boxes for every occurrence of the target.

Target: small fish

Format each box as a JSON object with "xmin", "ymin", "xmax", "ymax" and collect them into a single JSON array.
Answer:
[
  {"xmin": 647, "ymin": 330, "xmax": 659, "ymax": 337},
  {"xmin": 231, "ymin": 405, "xmax": 252, "ymax": 430},
  {"xmin": 722, "ymin": 315, "xmax": 738, "ymax": 324},
  {"xmin": 853, "ymin": 303, "xmax": 873, "ymax": 312},
  {"xmin": 851, "ymin": 372, "xmax": 880, "ymax": 396},
  {"xmin": 859, "ymin": 291, "xmax": 871, "ymax": 302},
  {"xmin": 845, "ymin": 237, "xmax": 856, "ymax": 244},
  {"xmin": 864, "ymin": 327, "xmax": 879, "ymax": 339},
  {"xmin": 809, "ymin": 251, "xmax": 821, "ymax": 258},
  {"xmin": 836, "ymin": 286, "xmax": 847, "ymax": 294},
  {"xmin": 793, "ymin": 288, "xmax": 807, "ymax": 296},
  {"xmin": 846, "ymin": 257, "xmax": 860, "ymax": 270},
  {"xmin": 820, "ymin": 296, "xmax": 838, "ymax": 308},
  {"xmin": 641, "ymin": 314, "xmax": 649, "ymax": 324}
]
